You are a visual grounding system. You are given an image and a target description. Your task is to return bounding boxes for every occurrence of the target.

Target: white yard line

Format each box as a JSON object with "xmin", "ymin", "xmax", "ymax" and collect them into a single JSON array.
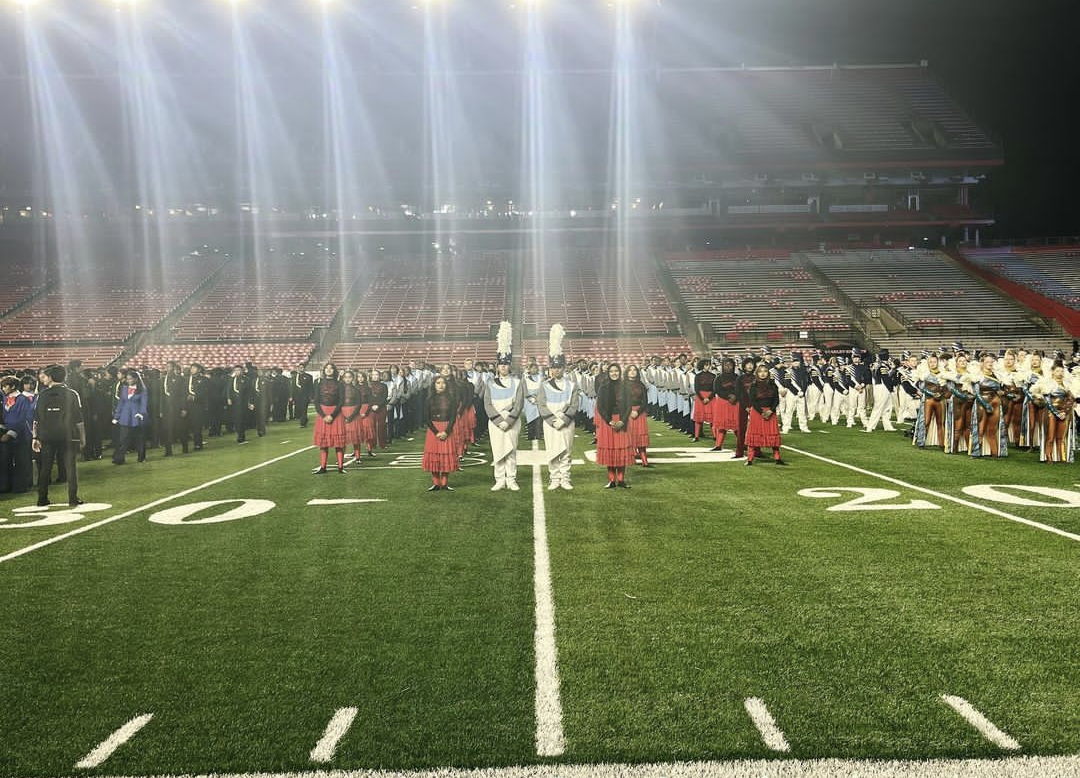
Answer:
[
  {"xmin": 75, "ymin": 714, "xmax": 154, "ymax": 769},
  {"xmin": 744, "ymin": 697, "xmax": 791, "ymax": 753},
  {"xmin": 532, "ymin": 440, "xmax": 566, "ymax": 757},
  {"xmin": 309, "ymin": 708, "xmax": 359, "ymax": 764},
  {"xmin": 0, "ymin": 446, "xmax": 316, "ymax": 565},
  {"xmin": 306, "ymin": 499, "xmax": 388, "ymax": 506},
  {"xmin": 79, "ymin": 755, "xmax": 1080, "ymax": 778},
  {"xmin": 941, "ymin": 695, "xmax": 1021, "ymax": 751},
  {"xmin": 783, "ymin": 445, "xmax": 1080, "ymax": 543}
]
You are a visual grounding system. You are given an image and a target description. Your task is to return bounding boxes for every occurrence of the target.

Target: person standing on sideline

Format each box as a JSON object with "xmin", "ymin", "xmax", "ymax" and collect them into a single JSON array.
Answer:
[
  {"xmin": 484, "ymin": 322, "xmax": 525, "ymax": 491},
  {"xmin": 745, "ymin": 362, "xmax": 785, "ymax": 466},
  {"xmin": 32, "ymin": 365, "xmax": 85, "ymax": 507},
  {"xmin": 537, "ymin": 324, "xmax": 579, "ymax": 491},
  {"xmin": 112, "ymin": 369, "xmax": 148, "ymax": 464},
  {"xmin": 293, "ymin": 363, "xmax": 314, "ymax": 427}
]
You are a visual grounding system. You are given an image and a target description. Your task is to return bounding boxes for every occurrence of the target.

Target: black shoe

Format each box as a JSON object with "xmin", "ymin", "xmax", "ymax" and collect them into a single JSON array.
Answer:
[
  {"xmin": 775, "ymin": 459, "xmax": 788, "ymax": 466},
  {"xmin": 427, "ymin": 484, "xmax": 440, "ymax": 491},
  {"xmin": 443, "ymin": 485, "xmax": 455, "ymax": 492},
  {"xmin": 692, "ymin": 436, "xmax": 699, "ymax": 442},
  {"xmin": 618, "ymin": 481, "xmax": 631, "ymax": 488},
  {"xmin": 338, "ymin": 467, "xmax": 347, "ymax": 474},
  {"xmin": 36, "ymin": 498, "xmax": 50, "ymax": 507},
  {"xmin": 163, "ymin": 451, "xmax": 173, "ymax": 457},
  {"xmin": 604, "ymin": 481, "xmax": 617, "ymax": 489},
  {"xmin": 55, "ymin": 477, "xmax": 66, "ymax": 484},
  {"xmin": 314, "ymin": 467, "xmax": 327, "ymax": 474},
  {"xmin": 368, "ymin": 451, "xmax": 377, "ymax": 458},
  {"xmin": 69, "ymin": 498, "xmax": 84, "ymax": 507},
  {"xmin": 745, "ymin": 459, "xmax": 753, "ymax": 466},
  {"xmin": 710, "ymin": 445, "xmax": 723, "ymax": 452}
]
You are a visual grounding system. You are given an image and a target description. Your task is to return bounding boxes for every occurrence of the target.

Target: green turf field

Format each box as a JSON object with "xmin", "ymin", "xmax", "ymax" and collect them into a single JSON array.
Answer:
[{"xmin": 1, "ymin": 419, "xmax": 1078, "ymax": 777}]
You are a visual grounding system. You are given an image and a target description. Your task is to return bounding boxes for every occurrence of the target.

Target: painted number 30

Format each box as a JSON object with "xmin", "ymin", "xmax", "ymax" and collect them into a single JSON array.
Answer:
[{"xmin": 799, "ymin": 485, "xmax": 1080, "ymax": 511}]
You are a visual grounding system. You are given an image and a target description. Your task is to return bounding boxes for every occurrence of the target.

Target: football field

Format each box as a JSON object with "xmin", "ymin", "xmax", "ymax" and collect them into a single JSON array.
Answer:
[{"xmin": 1, "ymin": 420, "xmax": 1078, "ymax": 778}]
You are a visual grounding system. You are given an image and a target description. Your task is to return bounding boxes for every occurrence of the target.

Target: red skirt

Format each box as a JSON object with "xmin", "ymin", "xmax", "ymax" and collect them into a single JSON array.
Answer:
[
  {"xmin": 463, "ymin": 406, "xmax": 477, "ymax": 445},
  {"xmin": 313, "ymin": 404, "xmax": 346, "ymax": 449},
  {"xmin": 423, "ymin": 421, "xmax": 461, "ymax": 473},
  {"xmin": 626, "ymin": 410, "xmax": 650, "ymax": 448},
  {"xmin": 745, "ymin": 408, "xmax": 782, "ymax": 448},
  {"xmin": 372, "ymin": 409, "xmax": 388, "ymax": 448},
  {"xmin": 692, "ymin": 394, "xmax": 714, "ymax": 423},
  {"xmin": 596, "ymin": 414, "xmax": 634, "ymax": 467},
  {"xmin": 712, "ymin": 398, "xmax": 741, "ymax": 432}
]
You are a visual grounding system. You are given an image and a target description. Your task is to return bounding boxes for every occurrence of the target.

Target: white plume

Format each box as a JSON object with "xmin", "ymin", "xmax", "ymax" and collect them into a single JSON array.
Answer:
[
  {"xmin": 497, "ymin": 321, "xmax": 513, "ymax": 355},
  {"xmin": 548, "ymin": 323, "xmax": 566, "ymax": 357}
]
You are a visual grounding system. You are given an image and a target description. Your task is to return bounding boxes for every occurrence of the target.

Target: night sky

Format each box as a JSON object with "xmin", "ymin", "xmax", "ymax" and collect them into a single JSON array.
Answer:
[
  {"xmin": 0, "ymin": 0, "xmax": 1076, "ymax": 239},
  {"xmin": 679, "ymin": 0, "xmax": 1080, "ymax": 238}
]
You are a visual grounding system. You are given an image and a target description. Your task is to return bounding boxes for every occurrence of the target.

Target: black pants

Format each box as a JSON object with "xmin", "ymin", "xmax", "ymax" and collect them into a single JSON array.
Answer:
[
  {"xmin": 38, "ymin": 440, "xmax": 78, "ymax": 505},
  {"xmin": 112, "ymin": 425, "xmax": 146, "ymax": 464},
  {"xmin": 296, "ymin": 401, "xmax": 310, "ymax": 428},
  {"xmin": 0, "ymin": 439, "xmax": 33, "ymax": 493}
]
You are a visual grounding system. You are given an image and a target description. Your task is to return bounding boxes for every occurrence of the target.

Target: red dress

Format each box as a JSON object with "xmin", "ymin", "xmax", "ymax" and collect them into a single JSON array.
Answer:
[
  {"xmin": 341, "ymin": 383, "xmax": 370, "ymax": 447},
  {"xmin": 625, "ymin": 379, "xmax": 650, "ymax": 448},
  {"xmin": 711, "ymin": 372, "xmax": 741, "ymax": 431},
  {"xmin": 692, "ymin": 370, "xmax": 716, "ymax": 423},
  {"xmin": 313, "ymin": 378, "xmax": 346, "ymax": 448},
  {"xmin": 422, "ymin": 392, "xmax": 460, "ymax": 473},
  {"xmin": 744, "ymin": 378, "xmax": 782, "ymax": 448},
  {"xmin": 596, "ymin": 378, "xmax": 634, "ymax": 467}
]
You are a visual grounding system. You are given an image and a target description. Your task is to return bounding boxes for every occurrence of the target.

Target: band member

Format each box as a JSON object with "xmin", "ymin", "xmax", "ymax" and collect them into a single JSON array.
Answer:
[
  {"xmin": 112, "ymin": 370, "xmax": 148, "ymax": 464},
  {"xmin": 484, "ymin": 322, "xmax": 525, "ymax": 491},
  {"xmin": 368, "ymin": 369, "xmax": 390, "ymax": 454},
  {"xmin": 185, "ymin": 363, "xmax": 208, "ymax": 450},
  {"xmin": 32, "ymin": 365, "xmax": 85, "ymax": 508},
  {"xmin": 1018, "ymin": 351, "xmax": 1045, "ymax": 452},
  {"xmin": 971, "ymin": 353, "xmax": 1008, "ymax": 458},
  {"xmin": 0, "ymin": 375, "xmax": 34, "ymax": 493},
  {"xmin": 423, "ymin": 375, "xmax": 459, "ymax": 491},
  {"xmin": 735, "ymin": 357, "xmax": 757, "ymax": 458},
  {"xmin": 709, "ymin": 357, "xmax": 740, "ymax": 452},
  {"xmin": 537, "ymin": 324, "xmax": 580, "ymax": 491},
  {"xmin": 341, "ymin": 370, "xmax": 366, "ymax": 467},
  {"xmin": 596, "ymin": 363, "xmax": 633, "ymax": 487},
  {"xmin": 161, "ymin": 361, "xmax": 189, "ymax": 456},
  {"xmin": 914, "ymin": 353, "xmax": 949, "ymax": 449},
  {"xmin": 1035, "ymin": 361, "xmax": 1075, "ymax": 463},
  {"xmin": 524, "ymin": 360, "xmax": 544, "ymax": 442},
  {"xmin": 692, "ymin": 358, "xmax": 716, "ymax": 443},
  {"xmin": 861, "ymin": 350, "xmax": 894, "ymax": 432},
  {"xmin": 313, "ymin": 362, "xmax": 347, "ymax": 473},
  {"xmin": 744, "ymin": 362, "xmax": 785, "ymax": 466},
  {"xmin": 998, "ymin": 349, "xmax": 1025, "ymax": 446},
  {"xmin": 624, "ymin": 364, "xmax": 651, "ymax": 467},
  {"xmin": 226, "ymin": 365, "xmax": 250, "ymax": 444},
  {"xmin": 944, "ymin": 352, "xmax": 975, "ymax": 454},
  {"xmin": 293, "ymin": 363, "xmax": 314, "ymax": 427}
]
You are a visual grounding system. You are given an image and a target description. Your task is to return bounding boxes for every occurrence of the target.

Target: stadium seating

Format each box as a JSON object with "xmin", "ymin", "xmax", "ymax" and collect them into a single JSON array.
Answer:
[
  {"xmin": 126, "ymin": 343, "xmax": 315, "ymax": 370},
  {"xmin": 0, "ymin": 262, "xmax": 48, "ymax": 318},
  {"xmin": 0, "ymin": 346, "xmax": 123, "ymax": 370},
  {"xmin": 802, "ymin": 249, "xmax": 1063, "ymax": 353},
  {"xmin": 666, "ymin": 254, "xmax": 852, "ymax": 342},
  {"xmin": 347, "ymin": 254, "xmax": 508, "ymax": 339},
  {"xmin": 171, "ymin": 260, "xmax": 356, "ymax": 341},
  {"xmin": 0, "ymin": 260, "xmax": 219, "ymax": 344},
  {"xmin": 961, "ymin": 248, "xmax": 1080, "ymax": 307},
  {"xmin": 521, "ymin": 251, "xmax": 677, "ymax": 336}
]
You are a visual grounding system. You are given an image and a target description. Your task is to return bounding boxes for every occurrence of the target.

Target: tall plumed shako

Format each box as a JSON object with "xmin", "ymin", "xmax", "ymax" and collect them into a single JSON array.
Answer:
[
  {"xmin": 496, "ymin": 321, "xmax": 514, "ymax": 366},
  {"xmin": 548, "ymin": 323, "xmax": 566, "ymax": 368}
]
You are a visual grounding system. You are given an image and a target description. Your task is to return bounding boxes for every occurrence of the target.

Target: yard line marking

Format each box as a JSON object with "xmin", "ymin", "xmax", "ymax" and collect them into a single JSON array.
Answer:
[
  {"xmin": 784, "ymin": 445, "xmax": 1080, "ymax": 544},
  {"xmin": 744, "ymin": 697, "xmax": 791, "ymax": 752},
  {"xmin": 309, "ymin": 707, "xmax": 358, "ymax": 763},
  {"xmin": 279, "ymin": 440, "xmax": 292, "ymax": 444},
  {"xmin": 306, "ymin": 499, "xmax": 388, "ymax": 506},
  {"xmin": 941, "ymin": 695, "xmax": 1021, "ymax": 751},
  {"xmin": 75, "ymin": 713, "xmax": 153, "ymax": 769},
  {"xmin": 0, "ymin": 446, "xmax": 316, "ymax": 565},
  {"xmin": 61, "ymin": 755, "xmax": 1080, "ymax": 778},
  {"xmin": 532, "ymin": 440, "xmax": 566, "ymax": 757}
]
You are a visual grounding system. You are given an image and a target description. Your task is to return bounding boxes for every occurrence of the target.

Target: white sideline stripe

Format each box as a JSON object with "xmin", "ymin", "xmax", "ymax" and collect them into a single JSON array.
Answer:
[
  {"xmin": 75, "ymin": 713, "xmax": 153, "ymax": 769},
  {"xmin": 531, "ymin": 440, "xmax": 566, "ymax": 757},
  {"xmin": 0, "ymin": 446, "xmax": 316, "ymax": 565},
  {"xmin": 784, "ymin": 445, "xmax": 1080, "ymax": 544},
  {"xmin": 309, "ymin": 707, "xmax": 358, "ymax": 763},
  {"xmin": 744, "ymin": 697, "xmax": 791, "ymax": 752},
  {"xmin": 80, "ymin": 756, "xmax": 1080, "ymax": 778},
  {"xmin": 941, "ymin": 695, "xmax": 1021, "ymax": 751},
  {"xmin": 306, "ymin": 499, "xmax": 388, "ymax": 506}
]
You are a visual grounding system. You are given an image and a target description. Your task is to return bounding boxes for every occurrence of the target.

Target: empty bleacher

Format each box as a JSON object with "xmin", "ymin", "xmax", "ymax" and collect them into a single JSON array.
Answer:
[
  {"xmin": 666, "ymin": 253, "xmax": 853, "ymax": 345},
  {"xmin": 0, "ymin": 346, "xmax": 123, "ymax": 370},
  {"xmin": 802, "ymin": 249, "xmax": 1063, "ymax": 353},
  {"xmin": 0, "ymin": 260, "xmax": 219, "ymax": 344},
  {"xmin": 347, "ymin": 254, "xmax": 508, "ymax": 340},
  {"xmin": 171, "ymin": 259, "xmax": 356, "ymax": 341},
  {"xmin": 126, "ymin": 343, "xmax": 315, "ymax": 370},
  {"xmin": 962, "ymin": 248, "xmax": 1080, "ymax": 307},
  {"xmin": 522, "ymin": 251, "xmax": 677, "ymax": 336}
]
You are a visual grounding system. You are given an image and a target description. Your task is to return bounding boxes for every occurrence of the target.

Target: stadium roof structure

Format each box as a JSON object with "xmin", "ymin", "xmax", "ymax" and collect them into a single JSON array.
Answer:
[{"xmin": 651, "ymin": 62, "xmax": 1003, "ymax": 174}]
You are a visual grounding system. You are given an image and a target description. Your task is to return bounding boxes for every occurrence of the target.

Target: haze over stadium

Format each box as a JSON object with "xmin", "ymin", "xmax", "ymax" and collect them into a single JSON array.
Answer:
[{"xmin": 0, "ymin": 2, "xmax": 1078, "ymax": 778}]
